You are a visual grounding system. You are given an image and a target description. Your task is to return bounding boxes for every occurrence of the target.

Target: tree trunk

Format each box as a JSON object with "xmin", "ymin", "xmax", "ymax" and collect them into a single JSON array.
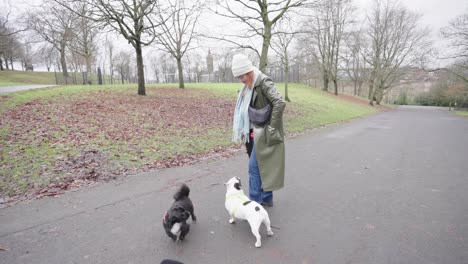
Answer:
[
  {"xmin": 322, "ymin": 71, "xmax": 329, "ymax": 91},
  {"xmin": 83, "ymin": 56, "xmax": 91, "ymax": 85},
  {"xmin": 284, "ymin": 64, "xmax": 290, "ymax": 102},
  {"xmin": 353, "ymin": 80, "xmax": 357, "ymax": 96},
  {"xmin": 135, "ymin": 42, "xmax": 146, "ymax": 95},
  {"xmin": 177, "ymin": 55, "xmax": 184, "ymax": 89},
  {"xmin": 333, "ymin": 79, "xmax": 338, "ymax": 95},
  {"xmin": 60, "ymin": 51, "xmax": 68, "ymax": 78},
  {"xmin": 109, "ymin": 60, "xmax": 113, "ymax": 85},
  {"xmin": 357, "ymin": 80, "xmax": 363, "ymax": 96},
  {"xmin": 375, "ymin": 85, "xmax": 383, "ymax": 105},
  {"xmin": 97, "ymin": 67, "xmax": 102, "ymax": 85},
  {"xmin": 368, "ymin": 79, "xmax": 375, "ymax": 106},
  {"xmin": 259, "ymin": 23, "xmax": 272, "ymax": 72},
  {"xmin": 368, "ymin": 70, "xmax": 376, "ymax": 105}
]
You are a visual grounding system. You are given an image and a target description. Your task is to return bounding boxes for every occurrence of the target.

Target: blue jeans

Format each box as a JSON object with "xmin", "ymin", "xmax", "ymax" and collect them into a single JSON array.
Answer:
[{"xmin": 249, "ymin": 143, "xmax": 273, "ymax": 204}]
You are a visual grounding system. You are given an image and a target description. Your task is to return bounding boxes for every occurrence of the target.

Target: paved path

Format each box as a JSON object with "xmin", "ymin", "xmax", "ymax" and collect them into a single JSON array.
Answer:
[
  {"xmin": 0, "ymin": 106, "xmax": 467, "ymax": 264},
  {"xmin": 0, "ymin": 85, "xmax": 57, "ymax": 94}
]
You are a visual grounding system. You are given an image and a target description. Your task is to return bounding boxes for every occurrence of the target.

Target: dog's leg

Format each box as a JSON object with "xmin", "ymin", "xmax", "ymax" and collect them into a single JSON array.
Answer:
[
  {"xmin": 191, "ymin": 212, "xmax": 197, "ymax": 222},
  {"xmin": 163, "ymin": 222, "xmax": 178, "ymax": 241},
  {"xmin": 248, "ymin": 220, "xmax": 262, "ymax": 248},
  {"xmin": 178, "ymin": 223, "xmax": 190, "ymax": 242},
  {"xmin": 263, "ymin": 216, "xmax": 274, "ymax": 236},
  {"xmin": 167, "ymin": 231, "xmax": 177, "ymax": 241},
  {"xmin": 229, "ymin": 215, "xmax": 235, "ymax": 224}
]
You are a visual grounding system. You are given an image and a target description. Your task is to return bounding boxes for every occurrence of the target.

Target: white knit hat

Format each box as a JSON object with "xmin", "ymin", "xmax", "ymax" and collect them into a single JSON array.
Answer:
[{"xmin": 231, "ymin": 54, "xmax": 254, "ymax": 77}]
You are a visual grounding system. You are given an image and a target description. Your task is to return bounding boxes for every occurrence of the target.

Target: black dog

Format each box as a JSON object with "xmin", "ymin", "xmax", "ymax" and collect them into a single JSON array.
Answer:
[{"xmin": 162, "ymin": 184, "xmax": 196, "ymax": 242}]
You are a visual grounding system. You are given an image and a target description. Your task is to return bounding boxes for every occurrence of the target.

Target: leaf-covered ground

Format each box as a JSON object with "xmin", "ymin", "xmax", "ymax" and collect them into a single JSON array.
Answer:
[
  {"xmin": 0, "ymin": 87, "xmax": 241, "ymax": 204},
  {"xmin": 1, "ymin": 84, "xmax": 379, "ymax": 205}
]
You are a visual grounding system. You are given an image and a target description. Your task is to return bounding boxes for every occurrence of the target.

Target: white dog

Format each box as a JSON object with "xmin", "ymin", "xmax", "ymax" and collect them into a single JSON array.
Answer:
[{"xmin": 224, "ymin": 177, "xmax": 274, "ymax": 248}]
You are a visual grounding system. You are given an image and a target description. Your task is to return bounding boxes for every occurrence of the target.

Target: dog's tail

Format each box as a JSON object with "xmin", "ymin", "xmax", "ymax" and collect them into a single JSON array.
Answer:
[{"xmin": 173, "ymin": 183, "xmax": 190, "ymax": 200}]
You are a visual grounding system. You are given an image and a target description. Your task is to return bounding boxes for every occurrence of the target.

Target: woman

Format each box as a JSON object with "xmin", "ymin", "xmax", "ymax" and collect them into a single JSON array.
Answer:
[{"xmin": 231, "ymin": 53, "xmax": 286, "ymax": 206}]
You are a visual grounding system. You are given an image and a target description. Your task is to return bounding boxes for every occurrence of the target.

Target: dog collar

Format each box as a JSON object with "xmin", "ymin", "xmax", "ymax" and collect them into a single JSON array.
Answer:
[{"xmin": 226, "ymin": 193, "xmax": 250, "ymax": 202}]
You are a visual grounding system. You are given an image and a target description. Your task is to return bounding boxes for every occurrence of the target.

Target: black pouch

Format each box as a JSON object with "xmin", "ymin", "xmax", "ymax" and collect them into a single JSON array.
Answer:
[
  {"xmin": 245, "ymin": 129, "xmax": 254, "ymax": 157},
  {"xmin": 248, "ymin": 103, "xmax": 272, "ymax": 126}
]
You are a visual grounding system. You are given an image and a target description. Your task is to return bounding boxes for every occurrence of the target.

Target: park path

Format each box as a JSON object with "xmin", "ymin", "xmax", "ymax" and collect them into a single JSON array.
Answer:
[
  {"xmin": 0, "ymin": 106, "xmax": 467, "ymax": 264},
  {"xmin": 0, "ymin": 85, "xmax": 57, "ymax": 94}
]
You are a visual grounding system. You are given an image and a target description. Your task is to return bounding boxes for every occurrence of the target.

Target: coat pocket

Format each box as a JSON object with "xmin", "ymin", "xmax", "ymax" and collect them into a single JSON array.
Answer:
[{"xmin": 265, "ymin": 128, "xmax": 283, "ymax": 146}]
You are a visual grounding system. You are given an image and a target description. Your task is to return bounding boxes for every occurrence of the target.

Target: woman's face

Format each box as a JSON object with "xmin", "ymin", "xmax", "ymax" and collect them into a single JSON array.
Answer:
[{"xmin": 237, "ymin": 71, "xmax": 254, "ymax": 88}]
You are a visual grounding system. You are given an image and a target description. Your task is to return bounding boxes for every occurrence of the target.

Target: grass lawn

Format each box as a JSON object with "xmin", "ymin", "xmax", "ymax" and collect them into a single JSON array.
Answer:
[
  {"xmin": 0, "ymin": 70, "xmax": 57, "ymax": 85},
  {"xmin": 453, "ymin": 110, "xmax": 468, "ymax": 117},
  {"xmin": 0, "ymin": 82, "xmax": 377, "ymax": 201},
  {"xmin": 187, "ymin": 82, "xmax": 376, "ymax": 133},
  {"xmin": 0, "ymin": 70, "xmax": 115, "ymax": 86}
]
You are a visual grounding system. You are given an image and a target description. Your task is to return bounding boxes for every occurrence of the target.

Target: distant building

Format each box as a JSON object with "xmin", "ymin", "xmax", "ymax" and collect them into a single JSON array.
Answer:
[{"xmin": 385, "ymin": 68, "xmax": 446, "ymax": 103}]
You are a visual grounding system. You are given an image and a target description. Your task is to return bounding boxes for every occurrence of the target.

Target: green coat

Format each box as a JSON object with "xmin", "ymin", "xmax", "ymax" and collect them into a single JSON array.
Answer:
[{"xmin": 251, "ymin": 73, "xmax": 286, "ymax": 191}]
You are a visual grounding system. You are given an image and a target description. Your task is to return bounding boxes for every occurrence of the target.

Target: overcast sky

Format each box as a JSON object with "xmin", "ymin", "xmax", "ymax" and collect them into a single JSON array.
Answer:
[
  {"xmin": 3, "ymin": 0, "xmax": 467, "ymax": 30},
  {"xmin": 3, "ymin": 0, "xmax": 466, "ymax": 41},
  {"xmin": 355, "ymin": 0, "xmax": 468, "ymax": 36},
  {"xmin": 1, "ymin": 0, "xmax": 467, "ymax": 69}
]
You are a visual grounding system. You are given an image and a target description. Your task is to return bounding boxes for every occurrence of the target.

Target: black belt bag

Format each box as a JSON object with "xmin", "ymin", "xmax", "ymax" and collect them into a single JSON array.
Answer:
[{"xmin": 248, "ymin": 103, "xmax": 272, "ymax": 126}]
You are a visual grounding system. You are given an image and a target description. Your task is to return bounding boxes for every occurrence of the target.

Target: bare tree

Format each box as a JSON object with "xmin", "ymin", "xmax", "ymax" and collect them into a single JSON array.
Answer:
[
  {"xmin": 212, "ymin": 0, "xmax": 307, "ymax": 71},
  {"xmin": 19, "ymin": 41, "xmax": 33, "ymax": 71},
  {"xmin": 206, "ymin": 49, "xmax": 214, "ymax": 81},
  {"xmin": 27, "ymin": 3, "xmax": 75, "ymax": 78},
  {"xmin": 191, "ymin": 52, "xmax": 204, "ymax": 83},
  {"xmin": 183, "ymin": 51, "xmax": 203, "ymax": 83},
  {"xmin": 270, "ymin": 17, "xmax": 299, "ymax": 102},
  {"xmin": 328, "ymin": 0, "xmax": 353, "ymax": 95},
  {"xmin": 159, "ymin": 53, "xmax": 177, "ymax": 83},
  {"xmin": 441, "ymin": 13, "xmax": 468, "ymax": 61},
  {"xmin": 149, "ymin": 53, "xmax": 161, "ymax": 83},
  {"xmin": 98, "ymin": 34, "xmax": 115, "ymax": 84},
  {"xmin": 1, "ymin": 12, "xmax": 26, "ymax": 70},
  {"xmin": 91, "ymin": 0, "xmax": 159, "ymax": 94},
  {"xmin": 214, "ymin": 48, "xmax": 236, "ymax": 82},
  {"xmin": 114, "ymin": 50, "xmax": 133, "ymax": 84},
  {"xmin": 363, "ymin": 0, "xmax": 430, "ymax": 105},
  {"xmin": 154, "ymin": 0, "xmax": 203, "ymax": 88},
  {"xmin": 303, "ymin": 0, "xmax": 353, "ymax": 94},
  {"xmin": 35, "ymin": 44, "xmax": 57, "ymax": 72},
  {"xmin": 55, "ymin": 0, "xmax": 164, "ymax": 95},
  {"xmin": 0, "ymin": 11, "xmax": 27, "ymax": 37},
  {"xmin": 69, "ymin": 2, "xmax": 101, "ymax": 85},
  {"xmin": 342, "ymin": 29, "xmax": 367, "ymax": 96},
  {"xmin": 68, "ymin": 49, "xmax": 82, "ymax": 74},
  {"xmin": 428, "ymin": 12, "xmax": 468, "ymax": 83},
  {"xmin": 1, "ymin": 31, "xmax": 22, "ymax": 70},
  {"xmin": 0, "ymin": 13, "xmax": 9, "ymax": 70}
]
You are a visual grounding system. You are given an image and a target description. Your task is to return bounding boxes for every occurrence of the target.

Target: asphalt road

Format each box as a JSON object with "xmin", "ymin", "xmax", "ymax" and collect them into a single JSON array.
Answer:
[
  {"xmin": 0, "ymin": 106, "xmax": 467, "ymax": 264},
  {"xmin": 0, "ymin": 85, "xmax": 57, "ymax": 94}
]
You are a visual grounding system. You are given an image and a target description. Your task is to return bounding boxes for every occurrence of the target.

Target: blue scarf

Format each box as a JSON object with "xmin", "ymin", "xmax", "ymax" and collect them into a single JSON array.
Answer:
[{"xmin": 232, "ymin": 68, "xmax": 260, "ymax": 143}]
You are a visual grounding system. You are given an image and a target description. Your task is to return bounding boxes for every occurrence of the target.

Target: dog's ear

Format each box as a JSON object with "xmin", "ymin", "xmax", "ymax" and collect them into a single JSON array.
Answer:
[{"xmin": 234, "ymin": 177, "xmax": 242, "ymax": 190}]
